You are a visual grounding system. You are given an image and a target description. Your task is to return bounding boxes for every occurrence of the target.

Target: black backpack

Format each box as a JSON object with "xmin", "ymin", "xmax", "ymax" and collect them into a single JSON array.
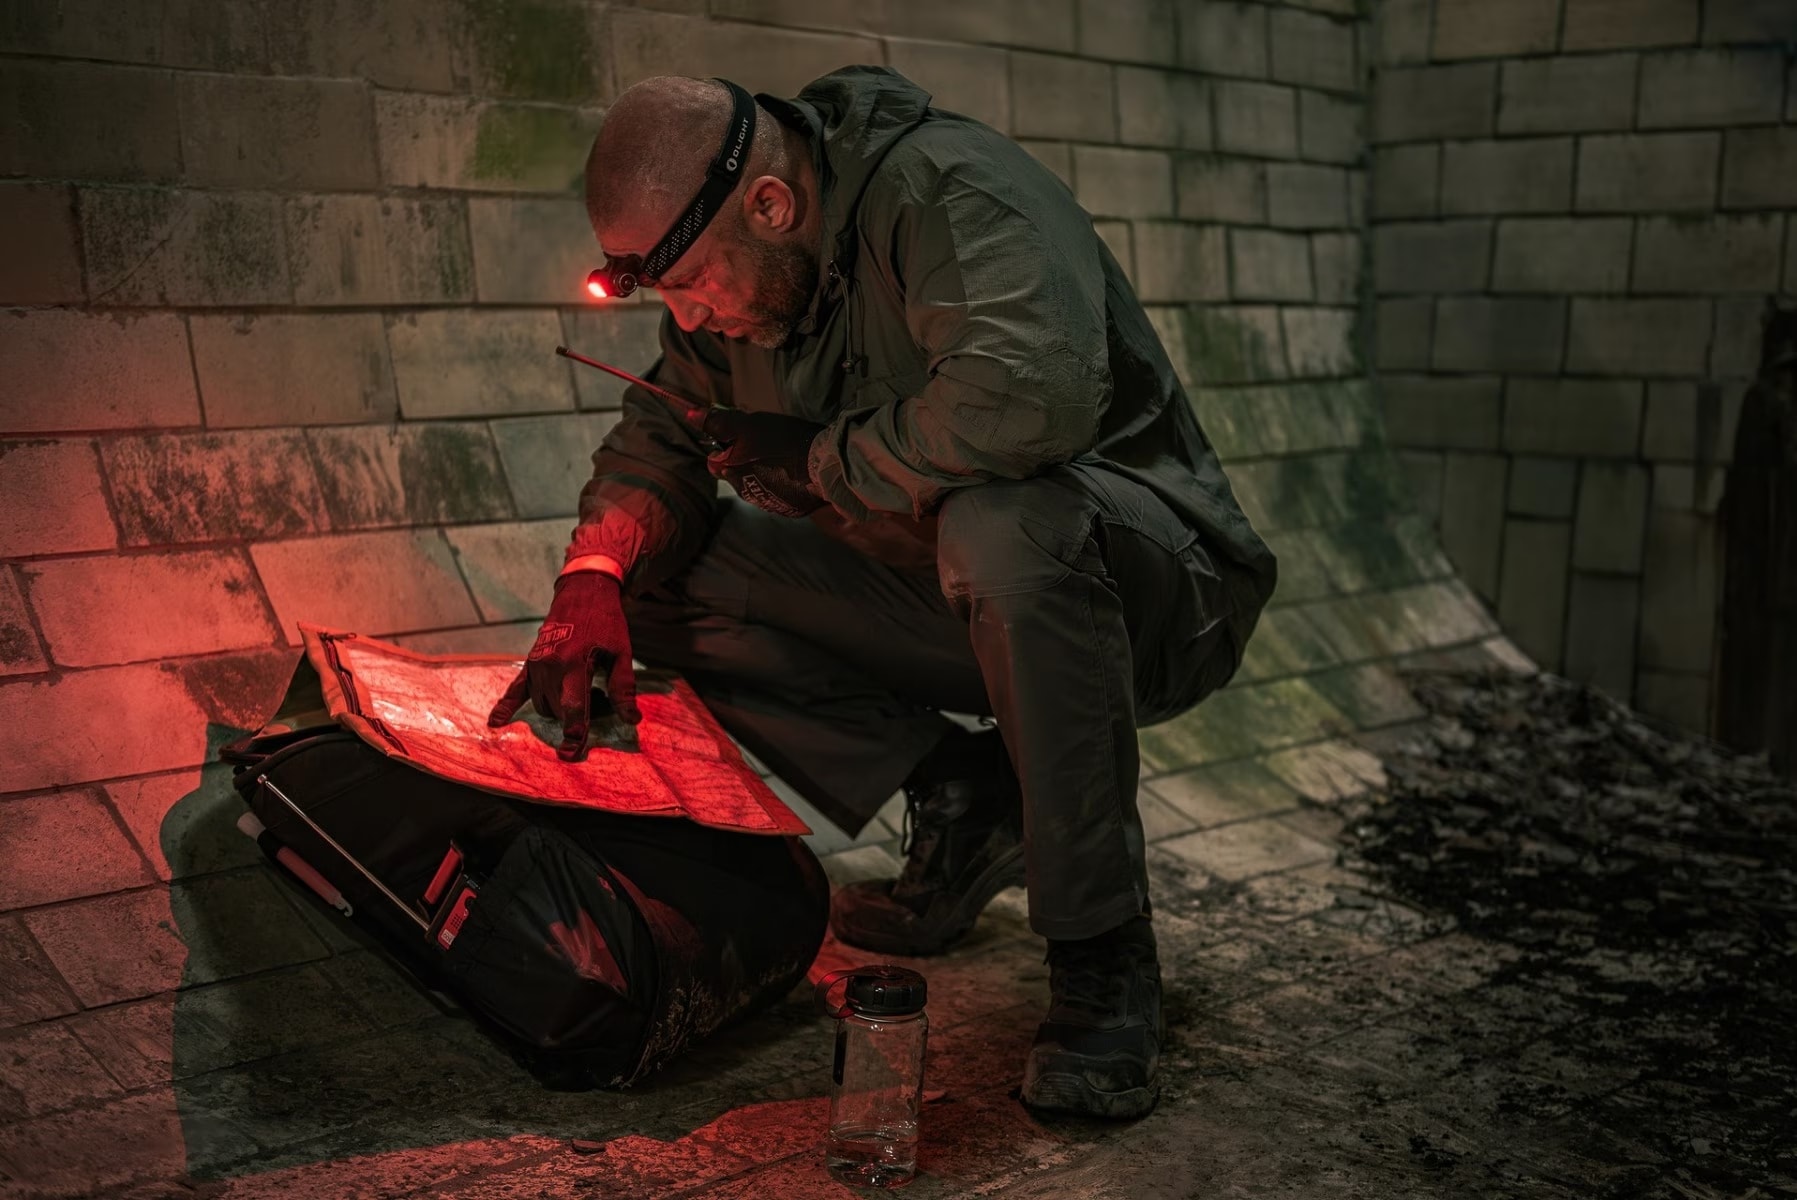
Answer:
[{"xmin": 223, "ymin": 725, "xmax": 829, "ymax": 1087}]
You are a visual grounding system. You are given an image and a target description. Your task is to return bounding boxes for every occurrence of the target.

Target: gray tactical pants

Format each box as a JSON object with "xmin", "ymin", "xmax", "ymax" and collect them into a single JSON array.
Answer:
[{"xmin": 625, "ymin": 463, "xmax": 1244, "ymax": 940}]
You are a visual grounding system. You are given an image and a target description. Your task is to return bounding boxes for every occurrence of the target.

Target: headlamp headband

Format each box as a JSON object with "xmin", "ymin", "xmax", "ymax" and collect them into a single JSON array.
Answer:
[{"xmin": 586, "ymin": 78, "xmax": 757, "ymax": 300}]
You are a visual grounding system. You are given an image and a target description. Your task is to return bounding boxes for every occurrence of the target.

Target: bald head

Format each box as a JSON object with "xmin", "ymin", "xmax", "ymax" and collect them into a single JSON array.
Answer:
[
  {"xmin": 585, "ymin": 76, "xmax": 789, "ymax": 252},
  {"xmin": 583, "ymin": 76, "xmax": 821, "ymax": 349}
]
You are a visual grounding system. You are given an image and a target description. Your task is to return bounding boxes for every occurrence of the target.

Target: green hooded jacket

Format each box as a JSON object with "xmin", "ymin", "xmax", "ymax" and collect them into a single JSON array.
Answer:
[{"xmin": 570, "ymin": 67, "xmax": 1277, "ymax": 638}]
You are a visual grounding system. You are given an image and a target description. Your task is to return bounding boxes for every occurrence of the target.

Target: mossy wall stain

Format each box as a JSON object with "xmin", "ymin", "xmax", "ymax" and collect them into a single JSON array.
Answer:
[
  {"xmin": 397, "ymin": 425, "xmax": 512, "ymax": 524},
  {"xmin": 81, "ymin": 187, "xmax": 181, "ymax": 299},
  {"xmin": 1189, "ymin": 389, "xmax": 1259, "ymax": 460},
  {"xmin": 379, "ymin": 198, "xmax": 475, "ymax": 302},
  {"xmin": 1231, "ymin": 456, "xmax": 1339, "ymax": 532},
  {"xmin": 1342, "ymin": 451, "xmax": 1413, "ymax": 521},
  {"xmin": 0, "ymin": 438, "xmax": 53, "ymax": 465},
  {"xmin": 336, "ymin": 209, "xmax": 367, "ymax": 295},
  {"xmin": 468, "ymin": 105, "xmax": 592, "ymax": 192},
  {"xmin": 416, "ymin": 201, "xmax": 476, "ymax": 297},
  {"xmin": 0, "ymin": 621, "xmax": 41, "ymax": 670},
  {"xmin": 308, "ymin": 429, "xmax": 401, "ymax": 528},
  {"xmin": 1140, "ymin": 675, "xmax": 1350, "ymax": 769},
  {"xmin": 1316, "ymin": 518, "xmax": 1420, "ymax": 593},
  {"xmin": 1333, "ymin": 379, "xmax": 1377, "ymax": 447},
  {"xmin": 166, "ymin": 649, "xmax": 299, "ymax": 731},
  {"xmin": 189, "ymin": 196, "xmax": 288, "ymax": 298},
  {"xmin": 461, "ymin": 0, "xmax": 598, "ymax": 104},
  {"xmin": 103, "ymin": 434, "xmax": 328, "ymax": 545},
  {"xmin": 1183, "ymin": 308, "xmax": 1283, "ymax": 386}
]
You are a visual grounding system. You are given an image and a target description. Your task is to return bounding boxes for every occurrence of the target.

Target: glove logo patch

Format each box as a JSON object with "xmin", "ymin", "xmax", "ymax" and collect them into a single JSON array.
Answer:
[
  {"xmin": 529, "ymin": 622, "xmax": 574, "ymax": 660},
  {"xmin": 737, "ymin": 475, "xmax": 811, "ymax": 519}
]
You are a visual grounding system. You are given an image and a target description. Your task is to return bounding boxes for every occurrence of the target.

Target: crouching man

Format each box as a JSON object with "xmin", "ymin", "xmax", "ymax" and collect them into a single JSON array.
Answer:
[{"xmin": 491, "ymin": 67, "xmax": 1277, "ymax": 1118}]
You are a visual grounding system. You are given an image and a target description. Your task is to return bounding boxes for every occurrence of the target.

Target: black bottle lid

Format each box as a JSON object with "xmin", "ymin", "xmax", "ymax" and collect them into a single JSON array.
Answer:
[{"xmin": 845, "ymin": 965, "xmax": 927, "ymax": 1016}]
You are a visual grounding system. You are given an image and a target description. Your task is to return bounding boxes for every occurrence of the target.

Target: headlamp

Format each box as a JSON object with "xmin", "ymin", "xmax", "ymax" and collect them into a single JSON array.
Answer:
[
  {"xmin": 584, "ymin": 78, "xmax": 757, "ymax": 301},
  {"xmin": 586, "ymin": 263, "xmax": 635, "ymax": 299}
]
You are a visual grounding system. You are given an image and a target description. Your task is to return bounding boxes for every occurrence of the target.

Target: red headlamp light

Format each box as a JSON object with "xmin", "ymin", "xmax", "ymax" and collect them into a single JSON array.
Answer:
[
  {"xmin": 580, "ymin": 78, "xmax": 756, "ymax": 305},
  {"xmin": 585, "ymin": 261, "xmax": 640, "ymax": 300}
]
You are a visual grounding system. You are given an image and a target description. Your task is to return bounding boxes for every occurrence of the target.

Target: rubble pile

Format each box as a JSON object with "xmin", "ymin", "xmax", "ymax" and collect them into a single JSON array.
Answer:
[{"xmin": 1350, "ymin": 670, "xmax": 1797, "ymax": 1192}]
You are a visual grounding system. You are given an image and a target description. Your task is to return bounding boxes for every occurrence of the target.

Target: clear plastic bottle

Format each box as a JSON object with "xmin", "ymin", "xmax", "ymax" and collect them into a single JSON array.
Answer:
[{"xmin": 817, "ymin": 965, "xmax": 929, "ymax": 1189}]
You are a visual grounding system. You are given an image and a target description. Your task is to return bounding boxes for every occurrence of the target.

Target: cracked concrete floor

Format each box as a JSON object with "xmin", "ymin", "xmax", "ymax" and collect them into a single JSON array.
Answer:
[{"xmin": 5, "ymin": 670, "xmax": 1794, "ymax": 1199}]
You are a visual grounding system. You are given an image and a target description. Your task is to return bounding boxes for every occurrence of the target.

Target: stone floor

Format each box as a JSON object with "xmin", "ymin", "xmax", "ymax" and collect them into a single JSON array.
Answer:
[{"xmin": 5, "ymin": 651, "xmax": 1794, "ymax": 1199}]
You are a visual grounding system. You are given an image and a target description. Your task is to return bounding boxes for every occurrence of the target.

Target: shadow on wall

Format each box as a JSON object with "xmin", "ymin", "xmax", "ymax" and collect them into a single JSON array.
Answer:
[{"xmin": 1716, "ymin": 302, "xmax": 1797, "ymax": 781}]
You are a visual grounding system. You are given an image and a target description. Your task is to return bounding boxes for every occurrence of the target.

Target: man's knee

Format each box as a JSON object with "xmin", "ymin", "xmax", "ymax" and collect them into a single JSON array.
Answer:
[{"xmin": 935, "ymin": 472, "xmax": 1097, "ymax": 602}]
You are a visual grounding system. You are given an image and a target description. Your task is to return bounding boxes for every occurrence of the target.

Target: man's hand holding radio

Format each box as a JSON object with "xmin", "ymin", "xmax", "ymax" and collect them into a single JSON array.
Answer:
[{"xmin": 703, "ymin": 408, "xmax": 826, "ymax": 518}]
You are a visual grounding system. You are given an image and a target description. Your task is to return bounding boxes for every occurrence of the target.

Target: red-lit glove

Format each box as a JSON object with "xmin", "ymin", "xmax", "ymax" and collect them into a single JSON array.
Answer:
[
  {"xmin": 703, "ymin": 409, "xmax": 825, "ymax": 518},
  {"xmin": 487, "ymin": 570, "xmax": 639, "ymax": 762}
]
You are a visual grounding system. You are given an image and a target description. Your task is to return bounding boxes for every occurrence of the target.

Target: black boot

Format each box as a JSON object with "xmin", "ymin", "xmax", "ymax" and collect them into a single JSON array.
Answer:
[
  {"xmin": 829, "ymin": 729, "xmax": 1025, "ymax": 956},
  {"xmin": 1021, "ymin": 915, "xmax": 1163, "ymax": 1119}
]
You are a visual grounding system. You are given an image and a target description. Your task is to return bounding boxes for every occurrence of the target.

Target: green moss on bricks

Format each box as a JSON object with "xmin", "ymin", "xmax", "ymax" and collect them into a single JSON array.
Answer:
[
  {"xmin": 436, "ymin": 239, "xmax": 473, "ymax": 301},
  {"xmin": 1341, "ymin": 584, "xmax": 1488, "ymax": 660},
  {"xmin": 190, "ymin": 195, "xmax": 286, "ymax": 299},
  {"xmin": 1310, "ymin": 521, "xmax": 1427, "ymax": 593},
  {"xmin": 389, "ymin": 199, "xmax": 474, "ymax": 299},
  {"xmin": 1289, "ymin": 599, "xmax": 1362, "ymax": 664},
  {"xmin": 104, "ymin": 432, "xmax": 325, "ymax": 544},
  {"xmin": 469, "ymin": 105, "xmax": 593, "ymax": 192},
  {"xmin": 1181, "ymin": 308, "xmax": 1285, "ymax": 386},
  {"xmin": 1269, "ymin": 386, "xmax": 1325, "ymax": 455},
  {"xmin": 463, "ymin": 0, "xmax": 598, "ymax": 103},
  {"xmin": 1201, "ymin": 382, "xmax": 1372, "ymax": 460},
  {"xmin": 1309, "ymin": 664, "xmax": 1425, "ymax": 728},
  {"xmin": 83, "ymin": 188, "xmax": 177, "ymax": 296},
  {"xmin": 1235, "ymin": 606, "xmax": 1343, "ymax": 682},
  {"xmin": 1390, "ymin": 515, "xmax": 1453, "ymax": 579},
  {"xmin": 1189, "ymin": 388, "xmax": 1262, "ymax": 460},
  {"xmin": 1234, "ymin": 456, "xmax": 1352, "ymax": 532},
  {"xmin": 309, "ymin": 429, "xmax": 391, "ymax": 528},
  {"xmin": 1347, "ymin": 305, "xmax": 1369, "ymax": 376},
  {"xmin": 1333, "ymin": 380, "xmax": 1378, "ymax": 448},
  {"xmin": 1155, "ymin": 758, "xmax": 1300, "ymax": 820},
  {"xmin": 1252, "ymin": 386, "xmax": 1317, "ymax": 456},
  {"xmin": 1342, "ymin": 451, "xmax": 1415, "ymax": 523},
  {"xmin": 1261, "ymin": 530, "xmax": 1334, "ymax": 606},
  {"xmin": 1402, "ymin": 580, "xmax": 1497, "ymax": 645},
  {"xmin": 398, "ymin": 425, "xmax": 511, "ymax": 524},
  {"xmin": 427, "ymin": 208, "xmax": 475, "ymax": 297},
  {"xmin": 1138, "ymin": 678, "xmax": 1351, "ymax": 771}
]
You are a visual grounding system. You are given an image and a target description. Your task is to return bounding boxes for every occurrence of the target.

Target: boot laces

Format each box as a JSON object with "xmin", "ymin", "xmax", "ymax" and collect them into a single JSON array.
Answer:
[
  {"xmin": 1048, "ymin": 941, "xmax": 1131, "ymax": 1018},
  {"xmin": 895, "ymin": 786, "xmax": 948, "ymax": 893}
]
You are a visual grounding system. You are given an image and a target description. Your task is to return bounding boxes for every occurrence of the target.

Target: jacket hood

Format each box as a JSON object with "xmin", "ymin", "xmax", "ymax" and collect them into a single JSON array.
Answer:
[{"xmin": 757, "ymin": 67, "xmax": 934, "ymax": 332}]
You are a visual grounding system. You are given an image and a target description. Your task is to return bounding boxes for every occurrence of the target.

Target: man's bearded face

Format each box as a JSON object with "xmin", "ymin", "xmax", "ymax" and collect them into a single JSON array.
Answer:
[
  {"xmin": 729, "ymin": 233, "xmax": 818, "ymax": 350},
  {"xmin": 643, "ymin": 216, "xmax": 819, "ymax": 351}
]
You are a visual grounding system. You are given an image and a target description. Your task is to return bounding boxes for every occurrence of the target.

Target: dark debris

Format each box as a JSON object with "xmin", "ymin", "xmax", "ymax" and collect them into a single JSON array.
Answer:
[{"xmin": 1348, "ymin": 670, "xmax": 1797, "ymax": 1198}]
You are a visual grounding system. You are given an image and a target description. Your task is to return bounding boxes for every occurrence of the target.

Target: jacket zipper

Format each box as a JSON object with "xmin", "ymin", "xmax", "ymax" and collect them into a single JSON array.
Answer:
[{"xmin": 830, "ymin": 260, "xmax": 861, "ymax": 377}]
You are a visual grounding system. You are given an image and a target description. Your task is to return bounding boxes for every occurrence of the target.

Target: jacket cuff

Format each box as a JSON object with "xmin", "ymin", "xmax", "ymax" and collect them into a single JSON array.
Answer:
[
  {"xmin": 565, "ymin": 508, "xmax": 646, "ymax": 577},
  {"xmin": 808, "ymin": 423, "xmax": 874, "ymax": 522}
]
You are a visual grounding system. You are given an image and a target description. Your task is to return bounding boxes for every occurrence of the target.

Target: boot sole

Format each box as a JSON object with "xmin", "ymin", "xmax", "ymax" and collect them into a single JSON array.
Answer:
[
  {"xmin": 1020, "ymin": 1071, "xmax": 1159, "ymax": 1120},
  {"xmin": 831, "ymin": 842, "xmax": 1025, "ymax": 956}
]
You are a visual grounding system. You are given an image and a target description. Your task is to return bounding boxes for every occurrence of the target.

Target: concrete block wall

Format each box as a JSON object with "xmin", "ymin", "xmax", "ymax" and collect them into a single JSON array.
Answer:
[
  {"xmin": 1369, "ymin": 0, "xmax": 1797, "ymax": 732},
  {"xmin": 0, "ymin": 3, "xmax": 1533, "ymax": 1188},
  {"xmin": 0, "ymin": 0, "xmax": 1504, "ymax": 808}
]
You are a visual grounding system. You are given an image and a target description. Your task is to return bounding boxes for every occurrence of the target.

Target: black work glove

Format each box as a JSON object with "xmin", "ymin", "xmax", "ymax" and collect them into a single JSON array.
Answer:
[
  {"xmin": 702, "ymin": 409, "xmax": 826, "ymax": 518},
  {"xmin": 487, "ymin": 570, "xmax": 639, "ymax": 762}
]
